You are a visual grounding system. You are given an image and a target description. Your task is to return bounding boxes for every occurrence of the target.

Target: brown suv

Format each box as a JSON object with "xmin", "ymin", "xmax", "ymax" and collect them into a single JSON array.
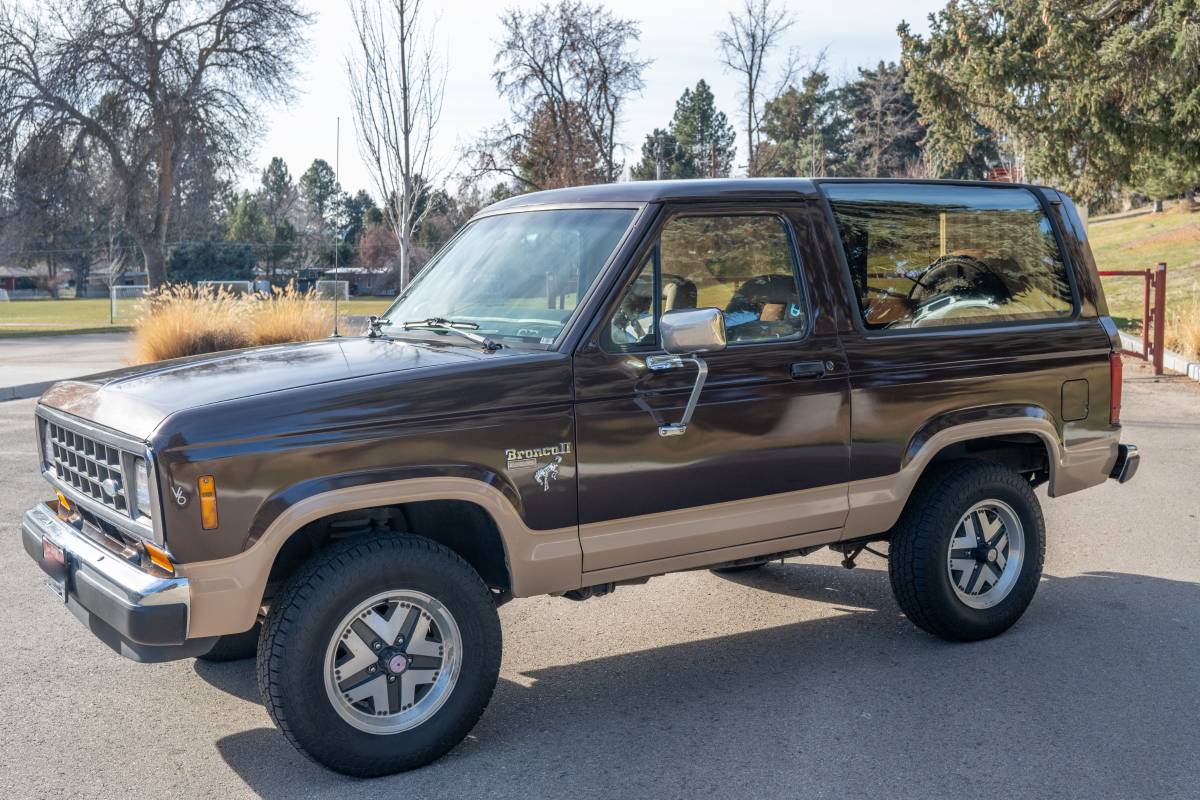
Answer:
[{"xmin": 20, "ymin": 179, "xmax": 1138, "ymax": 776}]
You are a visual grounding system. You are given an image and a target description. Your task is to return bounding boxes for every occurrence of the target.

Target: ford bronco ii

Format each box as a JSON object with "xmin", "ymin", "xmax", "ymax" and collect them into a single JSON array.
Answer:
[{"xmin": 21, "ymin": 179, "xmax": 1138, "ymax": 776}]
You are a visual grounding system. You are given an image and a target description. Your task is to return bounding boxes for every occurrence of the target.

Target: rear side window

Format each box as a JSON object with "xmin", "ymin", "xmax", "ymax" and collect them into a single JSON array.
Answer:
[{"xmin": 823, "ymin": 183, "xmax": 1074, "ymax": 330}]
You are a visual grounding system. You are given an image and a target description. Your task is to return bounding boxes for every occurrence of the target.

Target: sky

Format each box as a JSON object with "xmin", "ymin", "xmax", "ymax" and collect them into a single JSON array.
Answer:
[{"xmin": 250, "ymin": 0, "xmax": 944, "ymax": 194}]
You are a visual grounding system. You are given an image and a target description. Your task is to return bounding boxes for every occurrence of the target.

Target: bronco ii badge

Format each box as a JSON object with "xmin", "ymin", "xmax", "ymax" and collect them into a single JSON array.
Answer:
[{"xmin": 505, "ymin": 442, "xmax": 570, "ymax": 491}]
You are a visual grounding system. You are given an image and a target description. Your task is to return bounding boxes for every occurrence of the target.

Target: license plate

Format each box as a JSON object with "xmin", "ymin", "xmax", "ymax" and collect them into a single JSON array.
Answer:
[{"xmin": 41, "ymin": 538, "xmax": 68, "ymax": 603}]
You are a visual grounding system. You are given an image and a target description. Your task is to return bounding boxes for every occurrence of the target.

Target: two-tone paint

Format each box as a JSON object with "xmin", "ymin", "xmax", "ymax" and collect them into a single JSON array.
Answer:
[{"xmin": 28, "ymin": 178, "xmax": 1127, "ymax": 651}]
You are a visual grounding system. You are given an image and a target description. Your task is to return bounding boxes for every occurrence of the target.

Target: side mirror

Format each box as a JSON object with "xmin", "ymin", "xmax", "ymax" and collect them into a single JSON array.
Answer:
[
  {"xmin": 660, "ymin": 307, "xmax": 727, "ymax": 355},
  {"xmin": 645, "ymin": 308, "xmax": 726, "ymax": 437}
]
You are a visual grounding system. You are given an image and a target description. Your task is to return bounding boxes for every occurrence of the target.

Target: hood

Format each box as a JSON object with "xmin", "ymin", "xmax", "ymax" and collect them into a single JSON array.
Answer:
[{"xmin": 39, "ymin": 336, "xmax": 498, "ymax": 440}]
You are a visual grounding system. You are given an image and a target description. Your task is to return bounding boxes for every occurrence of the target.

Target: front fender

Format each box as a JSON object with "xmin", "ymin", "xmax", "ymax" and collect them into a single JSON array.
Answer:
[{"xmin": 177, "ymin": 476, "xmax": 582, "ymax": 640}]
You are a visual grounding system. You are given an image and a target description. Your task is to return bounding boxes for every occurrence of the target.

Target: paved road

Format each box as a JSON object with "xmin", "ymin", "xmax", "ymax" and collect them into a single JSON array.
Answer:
[
  {"xmin": 0, "ymin": 333, "xmax": 132, "ymax": 399},
  {"xmin": 1, "ymin": 359, "xmax": 1197, "ymax": 799}
]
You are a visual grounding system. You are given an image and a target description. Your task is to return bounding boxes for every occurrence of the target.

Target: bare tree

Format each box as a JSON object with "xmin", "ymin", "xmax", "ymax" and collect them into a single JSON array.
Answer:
[
  {"xmin": 717, "ymin": 0, "xmax": 794, "ymax": 176},
  {"xmin": 346, "ymin": 0, "xmax": 444, "ymax": 293},
  {"xmin": 0, "ymin": 0, "xmax": 311, "ymax": 286},
  {"xmin": 469, "ymin": 0, "xmax": 649, "ymax": 190}
]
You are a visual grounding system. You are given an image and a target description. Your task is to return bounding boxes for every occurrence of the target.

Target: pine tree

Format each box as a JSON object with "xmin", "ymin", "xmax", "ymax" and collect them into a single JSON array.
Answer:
[
  {"xmin": 900, "ymin": 1, "xmax": 1200, "ymax": 202},
  {"xmin": 841, "ymin": 62, "xmax": 923, "ymax": 177},
  {"xmin": 632, "ymin": 80, "xmax": 737, "ymax": 179},
  {"xmin": 631, "ymin": 129, "xmax": 692, "ymax": 180},
  {"xmin": 671, "ymin": 80, "xmax": 737, "ymax": 177},
  {"xmin": 756, "ymin": 63, "xmax": 848, "ymax": 177}
]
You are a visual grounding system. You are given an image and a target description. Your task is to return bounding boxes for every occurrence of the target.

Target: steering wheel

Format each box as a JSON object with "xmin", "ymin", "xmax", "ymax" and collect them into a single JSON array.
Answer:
[{"xmin": 907, "ymin": 254, "xmax": 1009, "ymax": 303}]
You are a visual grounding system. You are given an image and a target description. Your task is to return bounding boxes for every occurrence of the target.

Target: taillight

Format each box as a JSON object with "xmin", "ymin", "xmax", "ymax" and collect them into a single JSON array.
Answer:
[{"xmin": 1109, "ymin": 352, "xmax": 1123, "ymax": 425}]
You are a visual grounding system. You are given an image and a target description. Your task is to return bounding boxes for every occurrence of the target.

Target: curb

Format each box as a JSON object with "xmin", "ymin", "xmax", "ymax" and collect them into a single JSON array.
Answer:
[
  {"xmin": 0, "ymin": 381, "xmax": 52, "ymax": 403},
  {"xmin": 1118, "ymin": 332, "xmax": 1200, "ymax": 382}
]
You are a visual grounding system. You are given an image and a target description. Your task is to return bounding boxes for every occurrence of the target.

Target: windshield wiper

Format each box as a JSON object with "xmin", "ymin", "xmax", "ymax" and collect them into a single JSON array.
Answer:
[{"xmin": 399, "ymin": 317, "xmax": 502, "ymax": 351}]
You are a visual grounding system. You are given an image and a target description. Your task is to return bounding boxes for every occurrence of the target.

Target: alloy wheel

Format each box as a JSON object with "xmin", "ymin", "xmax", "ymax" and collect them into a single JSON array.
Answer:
[
  {"xmin": 946, "ymin": 499, "xmax": 1026, "ymax": 610},
  {"xmin": 322, "ymin": 589, "xmax": 463, "ymax": 734}
]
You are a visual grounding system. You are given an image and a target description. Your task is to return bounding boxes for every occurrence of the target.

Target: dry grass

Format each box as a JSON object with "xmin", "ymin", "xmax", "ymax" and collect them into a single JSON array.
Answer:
[
  {"xmin": 250, "ymin": 284, "xmax": 335, "ymax": 345},
  {"xmin": 1090, "ymin": 204, "xmax": 1200, "ymax": 328},
  {"xmin": 1166, "ymin": 289, "xmax": 1200, "ymax": 361},
  {"xmin": 132, "ymin": 285, "xmax": 252, "ymax": 363},
  {"xmin": 132, "ymin": 283, "xmax": 349, "ymax": 364}
]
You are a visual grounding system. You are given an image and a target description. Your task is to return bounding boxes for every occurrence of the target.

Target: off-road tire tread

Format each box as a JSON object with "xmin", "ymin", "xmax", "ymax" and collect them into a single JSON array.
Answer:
[
  {"xmin": 888, "ymin": 459, "xmax": 1045, "ymax": 641},
  {"xmin": 256, "ymin": 533, "xmax": 500, "ymax": 776}
]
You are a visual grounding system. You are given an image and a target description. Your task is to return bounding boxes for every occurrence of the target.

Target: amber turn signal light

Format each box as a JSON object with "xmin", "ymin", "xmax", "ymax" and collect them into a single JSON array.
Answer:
[
  {"xmin": 55, "ymin": 491, "xmax": 75, "ymax": 521},
  {"xmin": 143, "ymin": 541, "xmax": 175, "ymax": 573},
  {"xmin": 198, "ymin": 475, "xmax": 219, "ymax": 530}
]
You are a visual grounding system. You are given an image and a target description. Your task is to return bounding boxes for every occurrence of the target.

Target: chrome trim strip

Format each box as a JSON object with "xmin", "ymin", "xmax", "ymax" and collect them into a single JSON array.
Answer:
[
  {"xmin": 36, "ymin": 405, "xmax": 146, "ymax": 452},
  {"xmin": 471, "ymin": 201, "xmax": 647, "ymax": 220},
  {"xmin": 24, "ymin": 503, "xmax": 189, "ymax": 626}
]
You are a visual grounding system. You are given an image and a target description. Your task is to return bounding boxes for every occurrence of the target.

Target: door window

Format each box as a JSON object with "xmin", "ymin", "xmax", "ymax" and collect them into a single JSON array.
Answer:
[{"xmin": 606, "ymin": 214, "xmax": 808, "ymax": 349}]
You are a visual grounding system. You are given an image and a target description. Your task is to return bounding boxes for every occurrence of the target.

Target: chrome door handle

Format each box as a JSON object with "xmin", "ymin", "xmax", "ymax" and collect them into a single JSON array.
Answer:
[{"xmin": 642, "ymin": 354, "xmax": 709, "ymax": 437}]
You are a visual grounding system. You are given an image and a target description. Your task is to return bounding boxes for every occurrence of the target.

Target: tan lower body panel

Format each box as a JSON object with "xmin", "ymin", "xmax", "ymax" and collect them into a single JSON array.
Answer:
[
  {"xmin": 579, "ymin": 482, "xmax": 849, "ymax": 572},
  {"xmin": 178, "ymin": 420, "xmax": 1119, "ymax": 639},
  {"xmin": 580, "ymin": 526, "xmax": 845, "ymax": 586},
  {"xmin": 842, "ymin": 417, "xmax": 1118, "ymax": 539}
]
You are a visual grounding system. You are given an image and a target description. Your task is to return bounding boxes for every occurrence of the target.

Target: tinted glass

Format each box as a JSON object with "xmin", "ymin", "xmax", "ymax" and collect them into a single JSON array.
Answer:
[
  {"xmin": 823, "ymin": 183, "xmax": 1073, "ymax": 329},
  {"xmin": 608, "ymin": 214, "xmax": 807, "ymax": 348},
  {"xmin": 385, "ymin": 208, "xmax": 636, "ymax": 345}
]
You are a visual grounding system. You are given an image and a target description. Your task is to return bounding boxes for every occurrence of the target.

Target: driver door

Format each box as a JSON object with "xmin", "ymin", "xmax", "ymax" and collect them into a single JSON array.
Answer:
[{"xmin": 572, "ymin": 205, "xmax": 851, "ymax": 573}]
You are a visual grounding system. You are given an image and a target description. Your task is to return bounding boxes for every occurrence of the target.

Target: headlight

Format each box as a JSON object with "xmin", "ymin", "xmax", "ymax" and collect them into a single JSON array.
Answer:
[{"xmin": 134, "ymin": 457, "xmax": 153, "ymax": 518}]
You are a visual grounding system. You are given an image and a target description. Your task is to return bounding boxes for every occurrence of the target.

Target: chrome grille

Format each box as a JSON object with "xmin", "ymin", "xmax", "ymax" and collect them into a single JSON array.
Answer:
[{"xmin": 46, "ymin": 422, "xmax": 129, "ymax": 513}]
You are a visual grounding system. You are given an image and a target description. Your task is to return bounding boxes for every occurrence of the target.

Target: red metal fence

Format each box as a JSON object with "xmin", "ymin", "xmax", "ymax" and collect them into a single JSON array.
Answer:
[{"xmin": 1099, "ymin": 262, "xmax": 1167, "ymax": 375}]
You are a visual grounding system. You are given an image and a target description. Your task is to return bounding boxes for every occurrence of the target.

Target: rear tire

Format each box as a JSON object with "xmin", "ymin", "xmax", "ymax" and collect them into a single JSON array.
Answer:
[
  {"xmin": 257, "ymin": 534, "xmax": 501, "ymax": 777},
  {"xmin": 888, "ymin": 460, "xmax": 1045, "ymax": 641},
  {"xmin": 197, "ymin": 623, "xmax": 260, "ymax": 662}
]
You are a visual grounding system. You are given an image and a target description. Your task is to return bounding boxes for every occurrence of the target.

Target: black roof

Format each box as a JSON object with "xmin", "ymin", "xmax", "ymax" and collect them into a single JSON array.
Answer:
[
  {"xmin": 482, "ymin": 177, "xmax": 1053, "ymax": 214},
  {"xmin": 484, "ymin": 178, "xmax": 819, "ymax": 211}
]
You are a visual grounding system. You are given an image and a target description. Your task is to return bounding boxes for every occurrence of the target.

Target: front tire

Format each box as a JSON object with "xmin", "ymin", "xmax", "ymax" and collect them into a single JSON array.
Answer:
[
  {"xmin": 888, "ymin": 460, "xmax": 1045, "ymax": 641},
  {"xmin": 257, "ymin": 534, "xmax": 501, "ymax": 776}
]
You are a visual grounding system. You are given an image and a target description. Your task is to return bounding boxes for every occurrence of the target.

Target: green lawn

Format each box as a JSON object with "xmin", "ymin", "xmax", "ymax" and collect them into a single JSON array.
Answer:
[
  {"xmin": 1089, "ymin": 204, "xmax": 1200, "ymax": 330},
  {"xmin": 0, "ymin": 296, "xmax": 394, "ymax": 337}
]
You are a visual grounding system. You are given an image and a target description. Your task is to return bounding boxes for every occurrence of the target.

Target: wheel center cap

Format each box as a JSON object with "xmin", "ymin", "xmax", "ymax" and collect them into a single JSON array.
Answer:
[{"xmin": 385, "ymin": 652, "xmax": 408, "ymax": 675}]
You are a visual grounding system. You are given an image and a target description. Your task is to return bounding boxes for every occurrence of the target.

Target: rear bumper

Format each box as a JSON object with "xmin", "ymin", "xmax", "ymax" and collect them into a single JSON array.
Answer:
[
  {"xmin": 20, "ymin": 502, "xmax": 215, "ymax": 662},
  {"xmin": 1109, "ymin": 444, "xmax": 1139, "ymax": 484}
]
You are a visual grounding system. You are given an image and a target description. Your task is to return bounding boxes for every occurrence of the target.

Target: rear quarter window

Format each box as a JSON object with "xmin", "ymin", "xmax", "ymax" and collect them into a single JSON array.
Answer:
[{"xmin": 822, "ymin": 183, "xmax": 1074, "ymax": 330}]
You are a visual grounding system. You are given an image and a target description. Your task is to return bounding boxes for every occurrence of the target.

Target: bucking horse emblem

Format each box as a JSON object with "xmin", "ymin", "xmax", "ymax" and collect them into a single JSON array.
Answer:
[{"xmin": 533, "ymin": 455, "xmax": 563, "ymax": 492}]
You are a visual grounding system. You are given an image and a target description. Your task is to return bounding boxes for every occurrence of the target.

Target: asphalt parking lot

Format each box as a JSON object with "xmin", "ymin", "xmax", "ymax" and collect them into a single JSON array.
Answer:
[{"xmin": 1, "ymin": 358, "xmax": 1197, "ymax": 800}]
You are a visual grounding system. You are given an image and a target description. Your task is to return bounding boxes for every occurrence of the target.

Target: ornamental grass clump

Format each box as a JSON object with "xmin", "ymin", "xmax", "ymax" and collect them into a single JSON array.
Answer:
[
  {"xmin": 250, "ymin": 283, "xmax": 336, "ymax": 345},
  {"xmin": 132, "ymin": 285, "xmax": 253, "ymax": 363},
  {"xmin": 131, "ymin": 283, "xmax": 356, "ymax": 364},
  {"xmin": 1166, "ymin": 289, "xmax": 1200, "ymax": 361}
]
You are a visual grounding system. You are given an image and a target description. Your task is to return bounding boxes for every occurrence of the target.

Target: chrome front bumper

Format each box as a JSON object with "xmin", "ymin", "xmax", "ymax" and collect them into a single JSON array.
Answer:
[{"xmin": 20, "ymin": 502, "xmax": 214, "ymax": 662}]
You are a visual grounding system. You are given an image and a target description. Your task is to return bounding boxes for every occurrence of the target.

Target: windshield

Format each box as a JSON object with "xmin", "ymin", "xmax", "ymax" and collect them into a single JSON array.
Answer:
[{"xmin": 383, "ymin": 207, "xmax": 638, "ymax": 346}]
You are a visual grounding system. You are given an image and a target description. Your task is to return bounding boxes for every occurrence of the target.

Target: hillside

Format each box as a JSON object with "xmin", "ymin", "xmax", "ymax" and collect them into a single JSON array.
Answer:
[{"xmin": 1090, "ymin": 204, "xmax": 1200, "ymax": 331}]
